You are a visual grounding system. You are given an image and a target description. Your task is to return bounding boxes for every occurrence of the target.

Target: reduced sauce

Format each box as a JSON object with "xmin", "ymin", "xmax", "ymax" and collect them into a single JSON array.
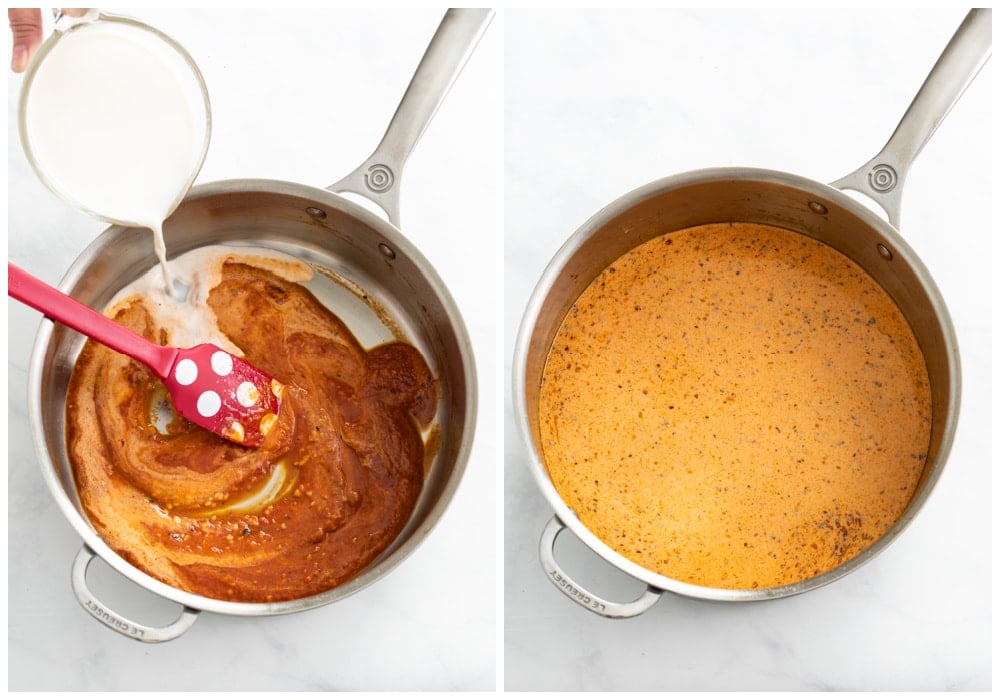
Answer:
[{"xmin": 539, "ymin": 222, "xmax": 931, "ymax": 589}]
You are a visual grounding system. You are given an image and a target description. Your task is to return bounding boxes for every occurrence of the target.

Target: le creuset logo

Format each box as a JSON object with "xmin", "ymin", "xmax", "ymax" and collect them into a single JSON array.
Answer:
[
  {"xmin": 83, "ymin": 597, "xmax": 145, "ymax": 639},
  {"xmin": 548, "ymin": 569, "xmax": 607, "ymax": 613}
]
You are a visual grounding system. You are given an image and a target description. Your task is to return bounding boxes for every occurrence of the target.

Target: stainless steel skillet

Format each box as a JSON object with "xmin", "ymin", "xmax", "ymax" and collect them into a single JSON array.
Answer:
[{"xmin": 26, "ymin": 8, "xmax": 493, "ymax": 642}]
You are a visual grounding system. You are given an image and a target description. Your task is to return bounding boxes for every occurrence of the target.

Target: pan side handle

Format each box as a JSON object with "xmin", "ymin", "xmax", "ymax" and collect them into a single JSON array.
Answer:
[
  {"xmin": 327, "ymin": 9, "xmax": 494, "ymax": 227},
  {"xmin": 71, "ymin": 545, "xmax": 200, "ymax": 643},
  {"xmin": 830, "ymin": 9, "xmax": 991, "ymax": 229},
  {"xmin": 539, "ymin": 515, "xmax": 663, "ymax": 619}
]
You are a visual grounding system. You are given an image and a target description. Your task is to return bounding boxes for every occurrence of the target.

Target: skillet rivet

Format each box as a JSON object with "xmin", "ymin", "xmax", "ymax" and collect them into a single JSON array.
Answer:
[
  {"xmin": 305, "ymin": 207, "xmax": 327, "ymax": 219},
  {"xmin": 808, "ymin": 201, "xmax": 828, "ymax": 215},
  {"xmin": 378, "ymin": 243, "xmax": 396, "ymax": 260},
  {"xmin": 877, "ymin": 243, "xmax": 893, "ymax": 261}
]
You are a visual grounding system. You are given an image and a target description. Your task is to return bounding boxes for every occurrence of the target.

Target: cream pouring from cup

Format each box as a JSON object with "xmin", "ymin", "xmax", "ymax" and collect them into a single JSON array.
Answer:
[{"xmin": 18, "ymin": 10, "xmax": 211, "ymax": 295}]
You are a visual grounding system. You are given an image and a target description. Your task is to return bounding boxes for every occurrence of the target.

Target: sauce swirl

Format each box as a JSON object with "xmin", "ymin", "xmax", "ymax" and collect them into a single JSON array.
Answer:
[{"xmin": 66, "ymin": 253, "xmax": 436, "ymax": 602}]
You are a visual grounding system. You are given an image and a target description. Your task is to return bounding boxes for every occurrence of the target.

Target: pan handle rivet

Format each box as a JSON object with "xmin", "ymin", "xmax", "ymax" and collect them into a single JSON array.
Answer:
[
  {"xmin": 378, "ymin": 243, "xmax": 396, "ymax": 260},
  {"xmin": 808, "ymin": 201, "xmax": 828, "ymax": 215},
  {"xmin": 305, "ymin": 207, "xmax": 327, "ymax": 219},
  {"xmin": 877, "ymin": 243, "xmax": 893, "ymax": 261}
]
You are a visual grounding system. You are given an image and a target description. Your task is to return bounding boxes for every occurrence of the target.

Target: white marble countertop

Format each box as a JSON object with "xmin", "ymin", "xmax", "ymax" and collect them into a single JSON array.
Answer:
[
  {"xmin": 503, "ymin": 9, "xmax": 990, "ymax": 691},
  {"xmin": 7, "ymin": 9, "xmax": 496, "ymax": 691}
]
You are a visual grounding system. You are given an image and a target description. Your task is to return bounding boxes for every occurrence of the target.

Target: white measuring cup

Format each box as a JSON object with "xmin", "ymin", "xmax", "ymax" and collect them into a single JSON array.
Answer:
[{"xmin": 18, "ymin": 9, "xmax": 211, "ymax": 289}]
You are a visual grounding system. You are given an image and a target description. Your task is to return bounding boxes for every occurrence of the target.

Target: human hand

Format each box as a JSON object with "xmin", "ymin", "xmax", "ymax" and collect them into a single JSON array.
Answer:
[{"xmin": 9, "ymin": 8, "xmax": 88, "ymax": 72}]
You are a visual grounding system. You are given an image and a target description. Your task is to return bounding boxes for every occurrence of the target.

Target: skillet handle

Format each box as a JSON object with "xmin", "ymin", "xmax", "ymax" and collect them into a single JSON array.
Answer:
[
  {"xmin": 830, "ymin": 9, "xmax": 991, "ymax": 229},
  {"xmin": 539, "ymin": 515, "xmax": 663, "ymax": 619},
  {"xmin": 327, "ymin": 8, "xmax": 494, "ymax": 227},
  {"xmin": 71, "ymin": 544, "xmax": 200, "ymax": 643}
]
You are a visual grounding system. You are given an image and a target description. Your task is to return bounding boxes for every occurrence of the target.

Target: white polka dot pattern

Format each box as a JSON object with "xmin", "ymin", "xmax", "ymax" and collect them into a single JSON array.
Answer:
[
  {"xmin": 197, "ymin": 390, "xmax": 222, "ymax": 417},
  {"xmin": 174, "ymin": 358, "xmax": 198, "ymax": 386},
  {"xmin": 211, "ymin": 350, "xmax": 234, "ymax": 376},
  {"xmin": 236, "ymin": 381, "xmax": 260, "ymax": 407},
  {"xmin": 163, "ymin": 343, "xmax": 280, "ymax": 447}
]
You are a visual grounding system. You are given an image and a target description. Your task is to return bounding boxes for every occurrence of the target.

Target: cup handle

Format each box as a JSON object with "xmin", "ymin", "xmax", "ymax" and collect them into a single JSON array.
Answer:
[
  {"xmin": 539, "ymin": 515, "xmax": 663, "ymax": 619},
  {"xmin": 71, "ymin": 544, "xmax": 200, "ymax": 643}
]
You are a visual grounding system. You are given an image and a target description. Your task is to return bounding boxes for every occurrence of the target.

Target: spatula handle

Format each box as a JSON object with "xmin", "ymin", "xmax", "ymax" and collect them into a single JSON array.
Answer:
[{"xmin": 8, "ymin": 262, "xmax": 176, "ymax": 379}]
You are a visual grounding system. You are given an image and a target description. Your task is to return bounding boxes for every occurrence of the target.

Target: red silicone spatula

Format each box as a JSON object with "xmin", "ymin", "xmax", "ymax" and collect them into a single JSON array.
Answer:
[{"xmin": 8, "ymin": 262, "xmax": 281, "ymax": 448}]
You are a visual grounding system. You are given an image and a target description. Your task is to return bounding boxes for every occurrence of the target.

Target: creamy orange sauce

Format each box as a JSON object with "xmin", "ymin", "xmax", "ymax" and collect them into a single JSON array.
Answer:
[
  {"xmin": 538, "ymin": 223, "xmax": 931, "ymax": 589},
  {"xmin": 66, "ymin": 257, "xmax": 436, "ymax": 602}
]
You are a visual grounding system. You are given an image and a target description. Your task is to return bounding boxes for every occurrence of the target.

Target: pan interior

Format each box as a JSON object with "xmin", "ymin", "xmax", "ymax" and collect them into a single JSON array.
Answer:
[
  {"xmin": 519, "ymin": 171, "xmax": 957, "ymax": 597},
  {"xmin": 31, "ymin": 182, "xmax": 474, "ymax": 611}
]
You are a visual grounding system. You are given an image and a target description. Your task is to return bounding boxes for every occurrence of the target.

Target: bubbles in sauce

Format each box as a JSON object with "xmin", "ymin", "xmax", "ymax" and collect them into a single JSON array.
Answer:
[{"xmin": 20, "ymin": 14, "xmax": 210, "ymax": 294}]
